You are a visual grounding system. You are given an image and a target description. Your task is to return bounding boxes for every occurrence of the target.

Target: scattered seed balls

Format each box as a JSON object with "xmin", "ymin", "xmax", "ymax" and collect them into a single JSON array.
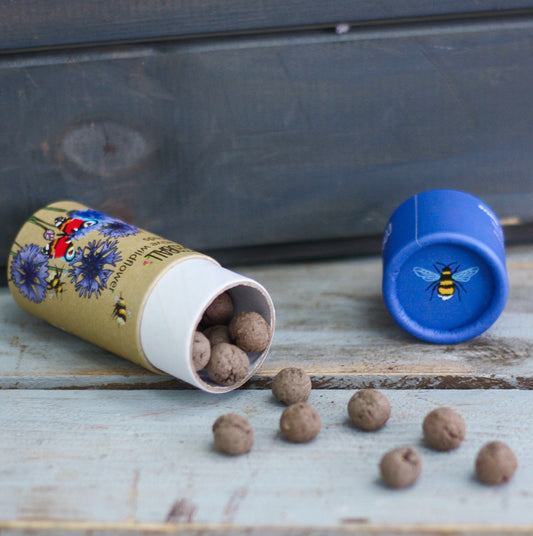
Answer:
[
  {"xmin": 191, "ymin": 331, "xmax": 211, "ymax": 371},
  {"xmin": 272, "ymin": 367, "xmax": 312, "ymax": 405},
  {"xmin": 475, "ymin": 441, "xmax": 518, "ymax": 485},
  {"xmin": 280, "ymin": 402, "xmax": 321, "ymax": 443},
  {"xmin": 202, "ymin": 292, "xmax": 234, "ymax": 326},
  {"xmin": 423, "ymin": 407, "xmax": 466, "ymax": 451},
  {"xmin": 380, "ymin": 446, "xmax": 422, "ymax": 489},
  {"xmin": 212, "ymin": 414, "xmax": 254, "ymax": 455},
  {"xmin": 229, "ymin": 311, "xmax": 271, "ymax": 353},
  {"xmin": 347, "ymin": 389, "xmax": 391, "ymax": 431},
  {"xmin": 207, "ymin": 343, "xmax": 249, "ymax": 386},
  {"xmin": 208, "ymin": 393, "xmax": 517, "ymax": 496}
]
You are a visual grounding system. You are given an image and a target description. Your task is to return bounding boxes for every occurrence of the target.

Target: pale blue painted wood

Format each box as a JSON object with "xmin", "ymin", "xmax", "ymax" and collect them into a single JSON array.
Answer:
[
  {"xmin": 0, "ymin": 389, "xmax": 531, "ymax": 532},
  {"xmin": 2, "ymin": 246, "xmax": 533, "ymax": 534},
  {"xmin": 2, "ymin": 245, "xmax": 533, "ymax": 389}
]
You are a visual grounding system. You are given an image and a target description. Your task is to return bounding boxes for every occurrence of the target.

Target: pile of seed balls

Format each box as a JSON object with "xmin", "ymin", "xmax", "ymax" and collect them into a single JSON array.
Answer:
[
  {"xmin": 212, "ymin": 372, "xmax": 518, "ymax": 487},
  {"xmin": 192, "ymin": 292, "xmax": 271, "ymax": 387}
]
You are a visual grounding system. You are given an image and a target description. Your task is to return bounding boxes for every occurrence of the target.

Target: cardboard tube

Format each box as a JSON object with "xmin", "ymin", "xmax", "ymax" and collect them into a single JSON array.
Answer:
[{"xmin": 7, "ymin": 201, "xmax": 275, "ymax": 392}]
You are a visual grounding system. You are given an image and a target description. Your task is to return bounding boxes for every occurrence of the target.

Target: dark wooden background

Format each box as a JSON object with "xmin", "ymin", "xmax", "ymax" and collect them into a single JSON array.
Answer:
[{"xmin": 3, "ymin": 2, "xmax": 533, "ymax": 269}]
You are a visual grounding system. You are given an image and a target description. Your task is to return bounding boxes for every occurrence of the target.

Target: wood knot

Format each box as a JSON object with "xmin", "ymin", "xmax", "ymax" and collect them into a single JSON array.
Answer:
[{"xmin": 60, "ymin": 119, "xmax": 151, "ymax": 177}]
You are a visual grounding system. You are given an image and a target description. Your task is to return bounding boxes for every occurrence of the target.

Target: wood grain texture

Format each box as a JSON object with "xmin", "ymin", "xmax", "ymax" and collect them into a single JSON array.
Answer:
[
  {"xmin": 4, "ymin": 17, "xmax": 533, "ymax": 265},
  {"xmin": 0, "ymin": 389, "xmax": 531, "ymax": 533},
  {"xmin": 2, "ymin": 1, "xmax": 533, "ymax": 52},
  {"xmin": 2, "ymin": 245, "xmax": 533, "ymax": 390}
]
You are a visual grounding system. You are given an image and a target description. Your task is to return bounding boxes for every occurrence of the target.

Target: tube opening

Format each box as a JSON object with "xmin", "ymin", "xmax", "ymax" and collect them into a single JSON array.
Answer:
[{"xmin": 193, "ymin": 281, "xmax": 275, "ymax": 393}]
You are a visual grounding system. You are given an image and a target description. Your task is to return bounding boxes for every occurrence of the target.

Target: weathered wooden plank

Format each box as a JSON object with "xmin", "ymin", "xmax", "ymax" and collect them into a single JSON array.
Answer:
[
  {"xmin": 2, "ymin": 1, "xmax": 533, "ymax": 52},
  {"xmin": 1, "ymin": 523, "xmax": 532, "ymax": 536},
  {"xmin": 0, "ymin": 389, "xmax": 531, "ymax": 533},
  {"xmin": 2, "ymin": 245, "xmax": 533, "ymax": 390},
  {"xmin": 3, "ymin": 18, "xmax": 533, "ymax": 266},
  {"xmin": 248, "ymin": 246, "xmax": 533, "ymax": 390},
  {"xmin": 0, "ymin": 523, "xmax": 531, "ymax": 536}
]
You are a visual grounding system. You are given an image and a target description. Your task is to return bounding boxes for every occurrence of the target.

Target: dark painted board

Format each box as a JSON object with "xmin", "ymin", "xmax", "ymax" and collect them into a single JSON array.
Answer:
[
  {"xmin": 3, "ymin": 17, "xmax": 533, "ymax": 268},
  {"xmin": 2, "ymin": 1, "xmax": 533, "ymax": 52}
]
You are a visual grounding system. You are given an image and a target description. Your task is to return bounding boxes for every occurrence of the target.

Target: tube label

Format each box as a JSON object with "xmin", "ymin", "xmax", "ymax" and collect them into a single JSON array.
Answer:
[{"xmin": 7, "ymin": 201, "xmax": 213, "ymax": 372}]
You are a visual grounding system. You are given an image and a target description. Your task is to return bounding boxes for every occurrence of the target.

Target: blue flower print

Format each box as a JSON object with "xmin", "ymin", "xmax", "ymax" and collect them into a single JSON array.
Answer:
[
  {"xmin": 70, "ymin": 209, "xmax": 113, "ymax": 224},
  {"xmin": 10, "ymin": 244, "xmax": 49, "ymax": 303},
  {"xmin": 99, "ymin": 220, "xmax": 139, "ymax": 238},
  {"xmin": 67, "ymin": 209, "xmax": 139, "ymax": 240},
  {"xmin": 68, "ymin": 239, "xmax": 122, "ymax": 298}
]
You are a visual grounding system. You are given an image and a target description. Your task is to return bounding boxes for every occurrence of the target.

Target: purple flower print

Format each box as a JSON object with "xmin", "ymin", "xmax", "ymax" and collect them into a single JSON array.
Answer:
[
  {"xmin": 10, "ymin": 244, "xmax": 49, "ymax": 303},
  {"xmin": 68, "ymin": 239, "xmax": 121, "ymax": 298},
  {"xmin": 99, "ymin": 220, "xmax": 139, "ymax": 238}
]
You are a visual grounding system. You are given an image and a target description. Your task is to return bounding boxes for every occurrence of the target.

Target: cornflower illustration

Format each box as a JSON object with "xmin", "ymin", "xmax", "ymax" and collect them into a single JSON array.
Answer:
[
  {"xmin": 70, "ymin": 209, "xmax": 110, "ymax": 223},
  {"xmin": 99, "ymin": 219, "xmax": 139, "ymax": 238},
  {"xmin": 10, "ymin": 244, "xmax": 50, "ymax": 303},
  {"xmin": 68, "ymin": 239, "xmax": 122, "ymax": 298}
]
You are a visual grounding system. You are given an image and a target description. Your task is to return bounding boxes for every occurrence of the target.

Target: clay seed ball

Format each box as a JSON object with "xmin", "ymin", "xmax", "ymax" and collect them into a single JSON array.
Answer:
[
  {"xmin": 422, "ymin": 407, "xmax": 466, "ymax": 451},
  {"xmin": 272, "ymin": 367, "xmax": 312, "ymax": 405},
  {"xmin": 380, "ymin": 447, "xmax": 422, "ymax": 489},
  {"xmin": 203, "ymin": 324, "xmax": 232, "ymax": 346},
  {"xmin": 347, "ymin": 389, "xmax": 391, "ymax": 431},
  {"xmin": 229, "ymin": 311, "xmax": 271, "ymax": 353},
  {"xmin": 191, "ymin": 330, "xmax": 211, "ymax": 371},
  {"xmin": 206, "ymin": 343, "xmax": 249, "ymax": 386},
  {"xmin": 212, "ymin": 414, "xmax": 254, "ymax": 455},
  {"xmin": 475, "ymin": 441, "xmax": 518, "ymax": 485},
  {"xmin": 279, "ymin": 402, "xmax": 321, "ymax": 443},
  {"xmin": 202, "ymin": 292, "xmax": 234, "ymax": 326}
]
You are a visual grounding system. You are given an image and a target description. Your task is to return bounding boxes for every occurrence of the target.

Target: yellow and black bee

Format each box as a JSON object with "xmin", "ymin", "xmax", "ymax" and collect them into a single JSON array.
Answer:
[
  {"xmin": 112, "ymin": 294, "xmax": 131, "ymax": 325},
  {"xmin": 46, "ymin": 268, "xmax": 66, "ymax": 298},
  {"xmin": 413, "ymin": 262, "xmax": 479, "ymax": 301}
]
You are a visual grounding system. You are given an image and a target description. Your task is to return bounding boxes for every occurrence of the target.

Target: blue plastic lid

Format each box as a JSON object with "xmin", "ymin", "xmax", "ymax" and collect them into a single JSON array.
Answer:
[{"xmin": 382, "ymin": 190, "xmax": 508, "ymax": 344}]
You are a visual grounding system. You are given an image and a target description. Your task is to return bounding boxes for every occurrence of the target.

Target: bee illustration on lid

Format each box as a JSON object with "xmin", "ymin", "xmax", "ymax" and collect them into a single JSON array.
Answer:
[
  {"xmin": 46, "ymin": 268, "xmax": 66, "ymax": 298},
  {"xmin": 112, "ymin": 294, "xmax": 131, "ymax": 326},
  {"xmin": 413, "ymin": 262, "xmax": 479, "ymax": 301}
]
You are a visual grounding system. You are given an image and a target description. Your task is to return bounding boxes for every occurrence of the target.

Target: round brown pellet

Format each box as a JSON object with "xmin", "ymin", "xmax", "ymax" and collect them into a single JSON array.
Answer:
[
  {"xmin": 203, "ymin": 324, "xmax": 231, "ymax": 346},
  {"xmin": 202, "ymin": 292, "xmax": 234, "ymax": 326},
  {"xmin": 229, "ymin": 311, "xmax": 271, "ymax": 353},
  {"xmin": 212, "ymin": 414, "xmax": 254, "ymax": 455},
  {"xmin": 475, "ymin": 441, "xmax": 518, "ymax": 485},
  {"xmin": 279, "ymin": 402, "xmax": 321, "ymax": 443},
  {"xmin": 422, "ymin": 407, "xmax": 466, "ymax": 451},
  {"xmin": 272, "ymin": 367, "xmax": 312, "ymax": 405},
  {"xmin": 206, "ymin": 343, "xmax": 249, "ymax": 386},
  {"xmin": 191, "ymin": 330, "xmax": 211, "ymax": 371},
  {"xmin": 380, "ymin": 447, "xmax": 422, "ymax": 489},
  {"xmin": 347, "ymin": 389, "xmax": 391, "ymax": 431}
]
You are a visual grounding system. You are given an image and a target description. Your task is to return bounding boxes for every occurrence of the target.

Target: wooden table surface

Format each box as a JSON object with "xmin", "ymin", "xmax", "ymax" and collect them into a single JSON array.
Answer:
[{"xmin": 2, "ymin": 245, "xmax": 533, "ymax": 535}]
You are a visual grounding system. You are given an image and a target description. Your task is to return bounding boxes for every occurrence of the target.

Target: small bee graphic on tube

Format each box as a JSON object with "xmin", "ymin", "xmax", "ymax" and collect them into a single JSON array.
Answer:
[
  {"xmin": 112, "ymin": 294, "xmax": 131, "ymax": 325},
  {"xmin": 46, "ymin": 268, "xmax": 66, "ymax": 298},
  {"xmin": 413, "ymin": 262, "xmax": 479, "ymax": 301}
]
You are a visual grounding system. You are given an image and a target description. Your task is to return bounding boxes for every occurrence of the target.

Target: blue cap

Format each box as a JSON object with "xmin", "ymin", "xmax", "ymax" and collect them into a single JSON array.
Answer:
[{"xmin": 382, "ymin": 189, "xmax": 508, "ymax": 344}]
